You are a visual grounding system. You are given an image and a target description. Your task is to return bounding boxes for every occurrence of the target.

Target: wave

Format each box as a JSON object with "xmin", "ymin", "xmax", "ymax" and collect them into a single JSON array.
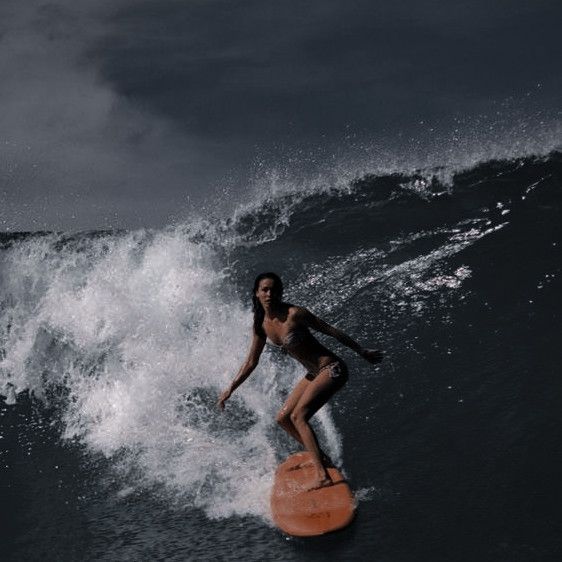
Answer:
[{"xmin": 0, "ymin": 149, "xmax": 560, "ymax": 522}]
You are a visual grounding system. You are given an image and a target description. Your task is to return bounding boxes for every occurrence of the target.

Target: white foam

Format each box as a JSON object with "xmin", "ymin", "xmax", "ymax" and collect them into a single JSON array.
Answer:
[{"xmin": 0, "ymin": 228, "xmax": 340, "ymax": 520}]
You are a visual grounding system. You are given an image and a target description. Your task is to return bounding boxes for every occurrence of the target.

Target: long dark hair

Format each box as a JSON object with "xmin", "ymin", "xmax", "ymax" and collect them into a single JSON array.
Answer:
[{"xmin": 252, "ymin": 272, "xmax": 284, "ymax": 337}]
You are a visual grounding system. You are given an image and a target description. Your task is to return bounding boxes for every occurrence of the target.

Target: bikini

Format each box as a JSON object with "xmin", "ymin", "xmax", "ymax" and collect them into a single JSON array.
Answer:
[{"xmin": 268, "ymin": 327, "xmax": 348, "ymax": 381}]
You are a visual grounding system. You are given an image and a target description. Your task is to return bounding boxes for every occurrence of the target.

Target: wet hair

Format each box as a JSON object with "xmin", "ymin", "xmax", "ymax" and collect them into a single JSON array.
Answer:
[{"xmin": 252, "ymin": 272, "xmax": 284, "ymax": 337}]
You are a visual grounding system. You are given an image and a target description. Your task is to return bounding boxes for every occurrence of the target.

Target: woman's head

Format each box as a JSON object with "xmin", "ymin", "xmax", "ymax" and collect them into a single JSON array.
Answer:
[
  {"xmin": 252, "ymin": 272, "xmax": 283, "ymax": 336},
  {"xmin": 253, "ymin": 272, "xmax": 283, "ymax": 304}
]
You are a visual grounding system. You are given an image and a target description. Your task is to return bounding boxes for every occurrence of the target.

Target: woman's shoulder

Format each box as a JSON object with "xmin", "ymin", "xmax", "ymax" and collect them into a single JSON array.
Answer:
[{"xmin": 285, "ymin": 303, "xmax": 310, "ymax": 321}]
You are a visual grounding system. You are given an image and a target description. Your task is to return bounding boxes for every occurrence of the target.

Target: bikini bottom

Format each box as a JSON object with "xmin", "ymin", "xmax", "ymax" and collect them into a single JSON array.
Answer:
[{"xmin": 304, "ymin": 360, "xmax": 348, "ymax": 382}]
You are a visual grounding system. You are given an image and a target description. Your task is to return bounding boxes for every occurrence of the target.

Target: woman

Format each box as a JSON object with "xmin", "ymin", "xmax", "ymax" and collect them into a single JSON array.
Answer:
[{"xmin": 218, "ymin": 272, "xmax": 383, "ymax": 490}]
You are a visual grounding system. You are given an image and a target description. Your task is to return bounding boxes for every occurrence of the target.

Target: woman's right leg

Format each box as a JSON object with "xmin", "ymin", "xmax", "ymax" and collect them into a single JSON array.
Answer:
[
  {"xmin": 275, "ymin": 376, "xmax": 334, "ymax": 469},
  {"xmin": 290, "ymin": 365, "xmax": 347, "ymax": 489},
  {"xmin": 275, "ymin": 377, "xmax": 310, "ymax": 446}
]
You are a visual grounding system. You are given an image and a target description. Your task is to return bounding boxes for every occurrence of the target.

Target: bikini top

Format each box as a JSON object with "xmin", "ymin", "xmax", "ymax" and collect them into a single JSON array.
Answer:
[{"xmin": 268, "ymin": 326, "xmax": 311, "ymax": 351}]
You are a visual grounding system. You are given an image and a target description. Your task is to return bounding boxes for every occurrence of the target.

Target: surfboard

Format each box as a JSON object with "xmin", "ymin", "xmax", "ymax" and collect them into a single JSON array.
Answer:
[{"xmin": 270, "ymin": 451, "xmax": 356, "ymax": 536}]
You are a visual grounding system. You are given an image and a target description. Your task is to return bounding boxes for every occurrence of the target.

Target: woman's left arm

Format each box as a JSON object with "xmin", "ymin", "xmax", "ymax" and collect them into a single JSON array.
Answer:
[{"xmin": 299, "ymin": 307, "xmax": 383, "ymax": 364}]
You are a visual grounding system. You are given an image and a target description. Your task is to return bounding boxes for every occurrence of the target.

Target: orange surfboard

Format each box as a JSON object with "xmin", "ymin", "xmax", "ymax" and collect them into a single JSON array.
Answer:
[{"xmin": 270, "ymin": 451, "xmax": 356, "ymax": 536}]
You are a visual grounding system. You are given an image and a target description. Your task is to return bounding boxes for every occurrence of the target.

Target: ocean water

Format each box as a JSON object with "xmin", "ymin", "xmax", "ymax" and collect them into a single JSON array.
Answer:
[{"xmin": 1, "ymin": 149, "xmax": 561, "ymax": 561}]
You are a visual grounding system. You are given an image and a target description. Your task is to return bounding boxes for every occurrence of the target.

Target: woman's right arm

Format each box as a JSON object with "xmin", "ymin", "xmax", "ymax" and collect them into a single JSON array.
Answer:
[{"xmin": 217, "ymin": 331, "xmax": 266, "ymax": 410}]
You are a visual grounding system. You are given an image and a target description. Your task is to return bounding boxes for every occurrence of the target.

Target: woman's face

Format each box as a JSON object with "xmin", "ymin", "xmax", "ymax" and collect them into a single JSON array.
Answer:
[{"xmin": 256, "ymin": 278, "xmax": 280, "ymax": 307}]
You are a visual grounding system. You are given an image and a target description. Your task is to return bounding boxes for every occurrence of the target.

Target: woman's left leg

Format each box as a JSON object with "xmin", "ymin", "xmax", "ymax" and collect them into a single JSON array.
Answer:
[{"xmin": 290, "ymin": 364, "xmax": 347, "ymax": 489}]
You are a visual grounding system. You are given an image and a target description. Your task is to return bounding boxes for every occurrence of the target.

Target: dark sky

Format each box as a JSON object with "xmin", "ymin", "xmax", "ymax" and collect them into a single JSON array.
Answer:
[{"xmin": 1, "ymin": 0, "xmax": 560, "ymax": 231}]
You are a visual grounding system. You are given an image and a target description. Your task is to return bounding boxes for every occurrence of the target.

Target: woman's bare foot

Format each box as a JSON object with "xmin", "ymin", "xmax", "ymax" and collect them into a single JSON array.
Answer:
[
  {"xmin": 306, "ymin": 474, "xmax": 333, "ymax": 492},
  {"xmin": 287, "ymin": 459, "xmax": 315, "ymax": 472},
  {"xmin": 288, "ymin": 451, "xmax": 334, "ymax": 472}
]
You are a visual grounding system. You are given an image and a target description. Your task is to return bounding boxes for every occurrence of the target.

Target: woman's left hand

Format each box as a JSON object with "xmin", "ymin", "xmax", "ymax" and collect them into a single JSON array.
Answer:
[{"xmin": 361, "ymin": 348, "xmax": 384, "ymax": 364}]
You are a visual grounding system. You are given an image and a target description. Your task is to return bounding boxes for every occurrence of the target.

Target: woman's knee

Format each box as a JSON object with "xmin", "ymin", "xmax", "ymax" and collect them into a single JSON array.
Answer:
[
  {"xmin": 290, "ymin": 409, "xmax": 308, "ymax": 426},
  {"xmin": 276, "ymin": 409, "xmax": 291, "ymax": 426}
]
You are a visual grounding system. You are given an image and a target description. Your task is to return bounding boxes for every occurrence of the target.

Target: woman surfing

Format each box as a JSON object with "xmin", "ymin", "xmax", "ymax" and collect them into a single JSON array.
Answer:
[{"xmin": 218, "ymin": 272, "xmax": 383, "ymax": 491}]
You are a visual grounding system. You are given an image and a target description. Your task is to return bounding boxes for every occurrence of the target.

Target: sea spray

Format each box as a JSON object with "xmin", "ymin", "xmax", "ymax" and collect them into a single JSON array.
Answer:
[{"xmin": 0, "ymin": 228, "xmax": 341, "ymax": 519}]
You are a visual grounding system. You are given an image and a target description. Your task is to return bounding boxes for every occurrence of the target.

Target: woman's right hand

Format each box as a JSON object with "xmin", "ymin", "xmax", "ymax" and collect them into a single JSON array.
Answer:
[{"xmin": 217, "ymin": 389, "xmax": 232, "ymax": 410}]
